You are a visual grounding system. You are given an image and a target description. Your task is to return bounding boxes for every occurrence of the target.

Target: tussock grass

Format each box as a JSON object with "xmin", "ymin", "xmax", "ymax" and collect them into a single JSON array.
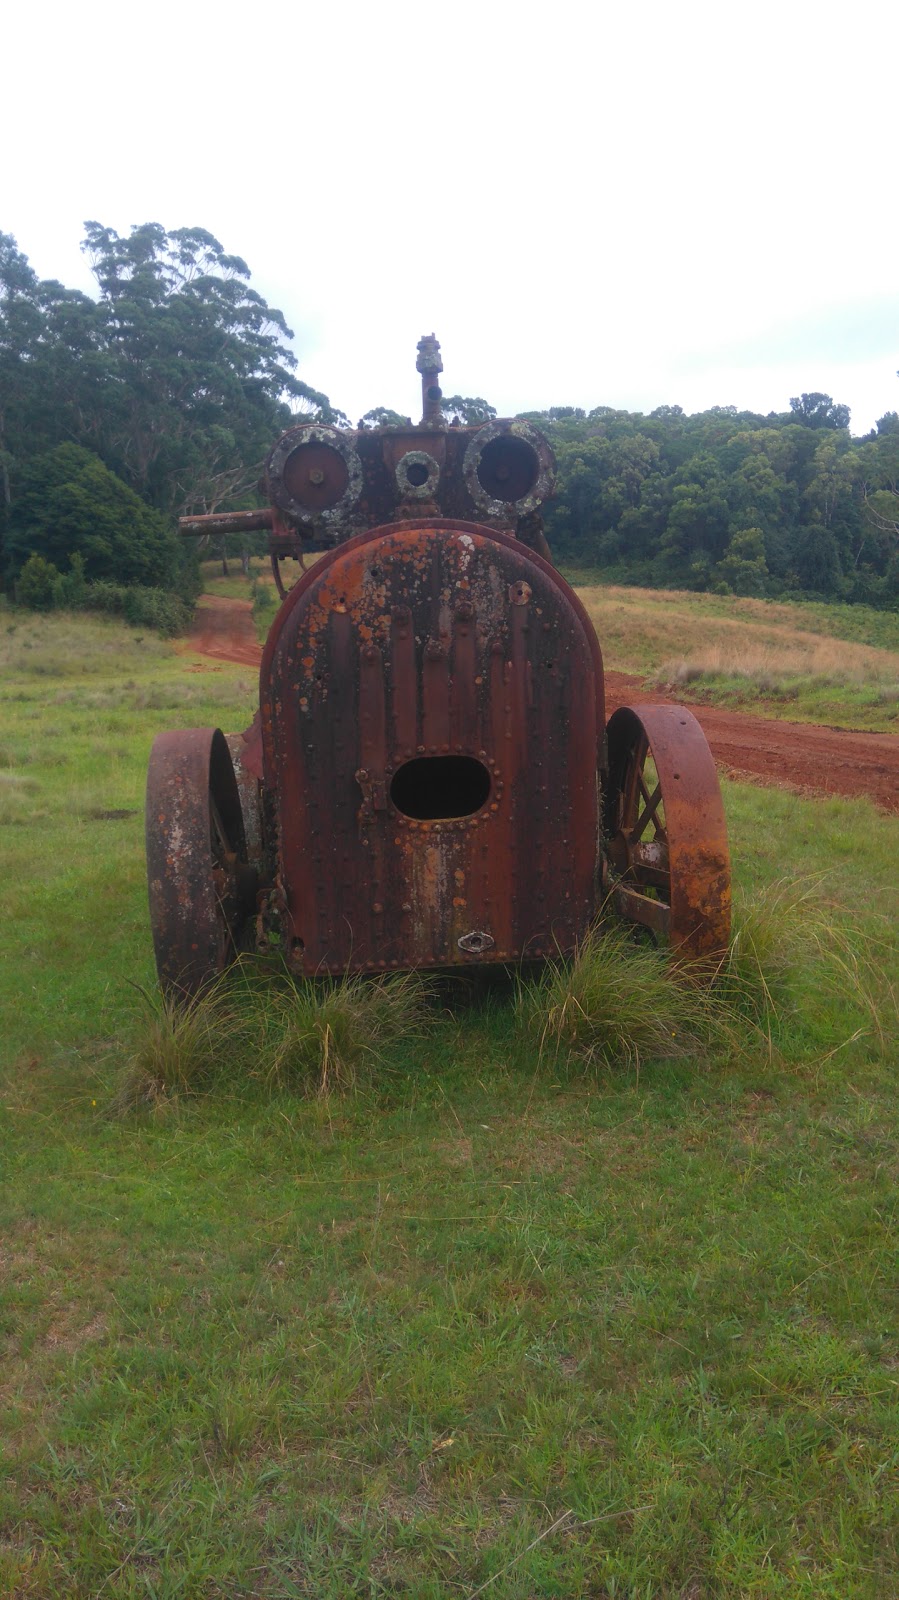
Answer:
[
  {"xmin": 0, "ymin": 768, "xmax": 42, "ymax": 826},
  {"xmin": 518, "ymin": 924, "xmax": 713, "ymax": 1072},
  {"xmin": 115, "ymin": 980, "xmax": 255, "ymax": 1110},
  {"xmin": 720, "ymin": 878, "xmax": 892, "ymax": 1052},
  {"xmin": 118, "ymin": 965, "xmax": 435, "ymax": 1109},
  {"xmin": 255, "ymin": 968, "xmax": 434, "ymax": 1094},
  {"xmin": 520, "ymin": 880, "xmax": 892, "ymax": 1075}
]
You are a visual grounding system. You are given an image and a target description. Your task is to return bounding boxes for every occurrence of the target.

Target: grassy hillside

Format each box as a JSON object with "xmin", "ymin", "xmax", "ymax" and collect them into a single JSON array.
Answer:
[
  {"xmin": 572, "ymin": 581, "xmax": 899, "ymax": 731},
  {"xmin": 3, "ymin": 607, "xmax": 896, "ymax": 1597}
]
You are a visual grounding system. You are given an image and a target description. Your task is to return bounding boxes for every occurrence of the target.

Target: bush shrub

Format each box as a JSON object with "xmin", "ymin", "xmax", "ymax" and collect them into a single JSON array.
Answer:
[
  {"xmin": 16, "ymin": 553, "xmax": 59, "ymax": 610},
  {"xmin": 6, "ymin": 444, "xmax": 179, "ymax": 587},
  {"xmin": 82, "ymin": 581, "xmax": 193, "ymax": 636},
  {"xmin": 14, "ymin": 555, "xmax": 194, "ymax": 636}
]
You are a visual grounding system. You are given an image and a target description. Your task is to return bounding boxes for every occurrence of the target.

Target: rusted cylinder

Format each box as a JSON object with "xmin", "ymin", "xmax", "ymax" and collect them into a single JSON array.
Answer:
[
  {"xmin": 178, "ymin": 509, "xmax": 274, "ymax": 537},
  {"xmin": 416, "ymin": 333, "xmax": 444, "ymax": 426}
]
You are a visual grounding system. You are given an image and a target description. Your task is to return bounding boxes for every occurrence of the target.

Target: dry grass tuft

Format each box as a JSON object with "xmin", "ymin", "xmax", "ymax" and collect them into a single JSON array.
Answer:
[
  {"xmin": 117, "ymin": 965, "xmax": 436, "ymax": 1109},
  {"xmin": 0, "ymin": 608, "xmax": 172, "ymax": 679},
  {"xmin": 718, "ymin": 878, "xmax": 892, "ymax": 1050},
  {"xmin": 518, "ymin": 879, "xmax": 893, "ymax": 1074},
  {"xmin": 256, "ymin": 968, "xmax": 435, "ymax": 1095},
  {"xmin": 115, "ymin": 979, "xmax": 254, "ymax": 1111},
  {"xmin": 518, "ymin": 923, "xmax": 714, "ymax": 1072},
  {"xmin": 575, "ymin": 583, "xmax": 899, "ymax": 700},
  {"xmin": 656, "ymin": 636, "xmax": 899, "ymax": 694}
]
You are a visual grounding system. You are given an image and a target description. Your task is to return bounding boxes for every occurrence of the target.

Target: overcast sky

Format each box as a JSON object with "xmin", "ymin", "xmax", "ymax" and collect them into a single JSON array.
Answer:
[{"xmin": 4, "ymin": 0, "xmax": 897, "ymax": 434}]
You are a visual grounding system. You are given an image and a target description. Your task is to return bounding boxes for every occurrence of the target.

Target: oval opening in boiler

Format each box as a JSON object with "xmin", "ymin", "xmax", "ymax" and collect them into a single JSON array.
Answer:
[
  {"xmin": 390, "ymin": 756, "xmax": 491, "ymax": 821},
  {"xmin": 476, "ymin": 435, "xmax": 539, "ymax": 502}
]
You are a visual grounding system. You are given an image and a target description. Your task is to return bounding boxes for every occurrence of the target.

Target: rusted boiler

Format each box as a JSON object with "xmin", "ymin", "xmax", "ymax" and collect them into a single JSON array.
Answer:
[{"xmin": 146, "ymin": 338, "xmax": 730, "ymax": 994}]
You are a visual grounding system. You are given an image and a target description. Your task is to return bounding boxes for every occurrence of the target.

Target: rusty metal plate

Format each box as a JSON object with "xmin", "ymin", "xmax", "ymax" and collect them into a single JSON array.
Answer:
[{"xmin": 260, "ymin": 520, "xmax": 605, "ymax": 975}]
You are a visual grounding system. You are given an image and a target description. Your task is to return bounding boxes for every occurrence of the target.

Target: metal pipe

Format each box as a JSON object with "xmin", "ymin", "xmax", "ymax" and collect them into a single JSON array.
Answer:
[
  {"xmin": 178, "ymin": 509, "xmax": 274, "ymax": 537},
  {"xmin": 416, "ymin": 333, "xmax": 444, "ymax": 426}
]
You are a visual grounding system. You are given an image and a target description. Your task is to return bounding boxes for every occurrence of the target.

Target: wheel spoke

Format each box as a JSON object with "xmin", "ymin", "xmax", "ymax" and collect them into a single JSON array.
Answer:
[
  {"xmin": 612, "ymin": 885, "xmax": 670, "ymax": 937},
  {"xmin": 633, "ymin": 780, "xmax": 664, "ymax": 843},
  {"xmin": 621, "ymin": 732, "xmax": 648, "ymax": 828}
]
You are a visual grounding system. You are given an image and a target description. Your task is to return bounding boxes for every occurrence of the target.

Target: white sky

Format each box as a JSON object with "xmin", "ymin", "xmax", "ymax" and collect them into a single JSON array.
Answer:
[{"xmin": 4, "ymin": 0, "xmax": 897, "ymax": 435}]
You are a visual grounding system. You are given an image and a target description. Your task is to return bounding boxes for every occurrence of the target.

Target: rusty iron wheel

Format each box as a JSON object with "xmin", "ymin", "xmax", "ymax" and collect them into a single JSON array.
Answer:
[
  {"xmin": 603, "ymin": 704, "xmax": 731, "ymax": 961},
  {"xmin": 146, "ymin": 728, "xmax": 257, "ymax": 997}
]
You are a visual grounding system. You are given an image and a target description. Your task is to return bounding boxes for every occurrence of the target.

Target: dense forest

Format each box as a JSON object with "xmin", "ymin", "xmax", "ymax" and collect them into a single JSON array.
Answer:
[{"xmin": 2, "ymin": 223, "xmax": 897, "ymax": 610}]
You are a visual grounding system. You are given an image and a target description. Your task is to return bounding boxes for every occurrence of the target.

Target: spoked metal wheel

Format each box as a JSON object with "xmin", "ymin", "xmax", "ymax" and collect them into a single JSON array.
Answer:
[
  {"xmin": 603, "ymin": 704, "xmax": 730, "ymax": 961},
  {"xmin": 146, "ymin": 728, "xmax": 257, "ymax": 996}
]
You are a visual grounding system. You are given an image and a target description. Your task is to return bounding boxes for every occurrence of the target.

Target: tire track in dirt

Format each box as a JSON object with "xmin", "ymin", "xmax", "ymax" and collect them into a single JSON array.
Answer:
[{"xmin": 181, "ymin": 596, "xmax": 899, "ymax": 815}]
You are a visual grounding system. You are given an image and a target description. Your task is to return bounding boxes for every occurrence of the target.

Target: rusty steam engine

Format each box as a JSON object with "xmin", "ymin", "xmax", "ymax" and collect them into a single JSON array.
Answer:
[{"xmin": 146, "ymin": 337, "xmax": 730, "ymax": 994}]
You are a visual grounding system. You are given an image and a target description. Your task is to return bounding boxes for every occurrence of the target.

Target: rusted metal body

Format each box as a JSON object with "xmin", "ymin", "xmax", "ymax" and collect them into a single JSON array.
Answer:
[
  {"xmin": 261, "ymin": 520, "xmax": 603, "ymax": 973},
  {"xmin": 149, "ymin": 338, "xmax": 731, "ymax": 994}
]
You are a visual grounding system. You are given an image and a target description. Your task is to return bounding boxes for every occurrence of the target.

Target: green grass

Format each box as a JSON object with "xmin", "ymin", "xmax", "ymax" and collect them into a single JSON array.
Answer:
[
  {"xmin": 566, "ymin": 580, "xmax": 899, "ymax": 731},
  {"xmin": 1, "ymin": 609, "xmax": 898, "ymax": 1597},
  {"xmin": 198, "ymin": 557, "xmax": 270, "ymax": 599}
]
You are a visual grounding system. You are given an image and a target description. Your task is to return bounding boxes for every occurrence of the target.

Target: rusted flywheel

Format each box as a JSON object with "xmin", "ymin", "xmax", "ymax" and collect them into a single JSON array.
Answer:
[
  {"xmin": 603, "ymin": 704, "xmax": 731, "ymax": 960},
  {"xmin": 146, "ymin": 728, "xmax": 257, "ymax": 996}
]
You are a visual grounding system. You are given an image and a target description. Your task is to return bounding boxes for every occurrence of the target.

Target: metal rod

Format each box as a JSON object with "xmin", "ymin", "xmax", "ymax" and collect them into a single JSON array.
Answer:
[{"xmin": 178, "ymin": 509, "xmax": 274, "ymax": 538}]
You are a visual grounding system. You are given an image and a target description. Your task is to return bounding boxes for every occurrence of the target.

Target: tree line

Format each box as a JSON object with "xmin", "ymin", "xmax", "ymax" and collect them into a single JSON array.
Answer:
[
  {"xmin": 2, "ymin": 222, "xmax": 897, "ymax": 609},
  {"xmin": 525, "ymin": 396, "xmax": 899, "ymax": 605}
]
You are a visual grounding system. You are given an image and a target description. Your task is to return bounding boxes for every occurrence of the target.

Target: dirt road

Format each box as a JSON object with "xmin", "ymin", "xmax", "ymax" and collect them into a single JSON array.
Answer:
[
  {"xmin": 178, "ymin": 594, "xmax": 262, "ymax": 668},
  {"xmin": 185, "ymin": 596, "xmax": 899, "ymax": 814},
  {"xmin": 603, "ymin": 672, "xmax": 898, "ymax": 814}
]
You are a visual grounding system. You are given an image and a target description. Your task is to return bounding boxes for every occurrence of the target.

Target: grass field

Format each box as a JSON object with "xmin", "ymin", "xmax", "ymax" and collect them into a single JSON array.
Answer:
[
  {"xmin": 568, "ymin": 581, "xmax": 899, "ymax": 732},
  {"xmin": 2, "ymin": 603, "xmax": 898, "ymax": 1597}
]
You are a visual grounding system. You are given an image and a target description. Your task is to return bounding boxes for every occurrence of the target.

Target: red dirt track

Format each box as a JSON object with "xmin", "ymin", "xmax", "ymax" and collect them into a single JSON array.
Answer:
[
  {"xmin": 185, "ymin": 596, "xmax": 899, "ymax": 815},
  {"xmin": 178, "ymin": 594, "xmax": 263, "ymax": 668},
  {"xmin": 603, "ymin": 672, "xmax": 899, "ymax": 815}
]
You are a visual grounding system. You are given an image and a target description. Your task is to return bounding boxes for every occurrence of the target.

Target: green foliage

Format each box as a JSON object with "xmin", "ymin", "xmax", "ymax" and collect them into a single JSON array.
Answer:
[
  {"xmin": 13, "ymin": 553, "xmax": 193, "ymax": 635},
  {"xmin": 78, "ymin": 580, "xmax": 193, "ymax": 636},
  {"xmin": 0, "ymin": 223, "xmax": 339, "ymax": 550},
  {"xmin": 532, "ymin": 391, "xmax": 898, "ymax": 606},
  {"xmin": 790, "ymin": 391, "xmax": 852, "ymax": 430},
  {"xmin": 6, "ymin": 444, "xmax": 179, "ymax": 586},
  {"xmin": 440, "ymin": 394, "xmax": 497, "ymax": 424},
  {"xmin": 716, "ymin": 526, "xmax": 769, "ymax": 595},
  {"xmin": 360, "ymin": 405, "xmax": 409, "ymax": 428},
  {"xmin": 16, "ymin": 552, "xmax": 59, "ymax": 610}
]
